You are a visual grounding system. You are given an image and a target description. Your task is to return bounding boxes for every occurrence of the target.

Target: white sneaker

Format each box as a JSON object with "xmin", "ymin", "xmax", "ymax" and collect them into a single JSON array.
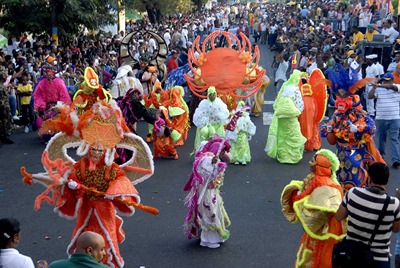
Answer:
[
  {"xmin": 24, "ymin": 126, "xmax": 29, "ymax": 133},
  {"xmin": 12, "ymin": 116, "xmax": 19, "ymax": 121}
]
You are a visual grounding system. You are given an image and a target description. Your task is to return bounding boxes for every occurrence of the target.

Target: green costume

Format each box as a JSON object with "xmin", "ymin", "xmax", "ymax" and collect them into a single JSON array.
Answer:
[{"xmin": 265, "ymin": 70, "xmax": 306, "ymax": 164}]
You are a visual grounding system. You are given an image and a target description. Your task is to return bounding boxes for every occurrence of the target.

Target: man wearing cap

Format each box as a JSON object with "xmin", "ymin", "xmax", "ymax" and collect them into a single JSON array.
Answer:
[
  {"xmin": 365, "ymin": 54, "xmax": 379, "ymax": 116},
  {"xmin": 348, "ymin": 51, "xmax": 363, "ymax": 80},
  {"xmin": 368, "ymin": 73, "xmax": 400, "ymax": 168}
]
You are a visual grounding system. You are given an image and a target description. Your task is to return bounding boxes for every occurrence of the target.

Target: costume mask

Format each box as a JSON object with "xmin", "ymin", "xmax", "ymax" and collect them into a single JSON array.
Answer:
[
  {"xmin": 45, "ymin": 69, "xmax": 56, "ymax": 81},
  {"xmin": 335, "ymin": 95, "xmax": 353, "ymax": 113}
]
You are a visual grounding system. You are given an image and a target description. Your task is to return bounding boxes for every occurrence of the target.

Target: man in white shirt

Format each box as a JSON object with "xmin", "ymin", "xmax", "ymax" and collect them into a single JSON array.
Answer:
[
  {"xmin": 163, "ymin": 29, "xmax": 171, "ymax": 48},
  {"xmin": 275, "ymin": 51, "xmax": 289, "ymax": 95},
  {"xmin": 181, "ymin": 25, "xmax": 189, "ymax": 49},
  {"xmin": 368, "ymin": 73, "xmax": 400, "ymax": 168},
  {"xmin": 365, "ymin": 54, "xmax": 379, "ymax": 116},
  {"xmin": 382, "ymin": 19, "xmax": 399, "ymax": 43}
]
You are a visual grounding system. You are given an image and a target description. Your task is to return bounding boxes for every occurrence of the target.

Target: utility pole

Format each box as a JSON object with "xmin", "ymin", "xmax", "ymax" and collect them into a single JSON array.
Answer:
[{"xmin": 51, "ymin": 0, "xmax": 58, "ymax": 45}]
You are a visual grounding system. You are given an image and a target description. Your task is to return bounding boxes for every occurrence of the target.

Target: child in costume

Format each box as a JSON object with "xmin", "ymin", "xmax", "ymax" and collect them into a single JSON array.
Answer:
[
  {"xmin": 192, "ymin": 86, "xmax": 230, "ymax": 152},
  {"xmin": 183, "ymin": 137, "xmax": 231, "ymax": 248},
  {"xmin": 143, "ymin": 81, "xmax": 168, "ymax": 143},
  {"xmin": 229, "ymin": 101, "xmax": 256, "ymax": 165},
  {"xmin": 281, "ymin": 149, "xmax": 346, "ymax": 268},
  {"xmin": 321, "ymin": 64, "xmax": 384, "ymax": 190},
  {"xmin": 162, "ymin": 86, "xmax": 190, "ymax": 146},
  {"xmin": 152, "ymin": 107, "xmax": 179, "ymax": 160},
  {"xmin": 22, "ymin": 101, "xmax": 157, "ymax": 268},
  {"xmin": 265, "ymin": 70, "xmax": 306, "ymax": 164}
]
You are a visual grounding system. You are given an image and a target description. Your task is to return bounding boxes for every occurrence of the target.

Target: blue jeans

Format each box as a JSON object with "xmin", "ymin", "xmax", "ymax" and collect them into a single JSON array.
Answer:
[
  {"xmin": 376, "ymin": 119, "xmax": 400, "ymax": 164},
  {"xmin": 8, "ymin": 95, "xmax": 16, "ymax": 117}
]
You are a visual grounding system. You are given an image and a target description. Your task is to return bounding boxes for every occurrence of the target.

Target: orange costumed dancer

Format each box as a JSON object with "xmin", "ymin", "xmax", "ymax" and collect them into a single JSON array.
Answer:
[
  {"xmin": 281, "ymin": 149, "xmax": 346, "ymax": 268},
  {"xmin": 298, "ymin": 69, "xmax": 328, "ymax": 151},
  {"xmin": 162, "ymin": 86, "xmax": 190, "ymax": 146},
  {"xmin": 152, "ymin": 107, "xmax": 178, "ymax": 159},
  {"xmin": 21, "ymin": 101, "xmax": 157, "ymax": 268}
]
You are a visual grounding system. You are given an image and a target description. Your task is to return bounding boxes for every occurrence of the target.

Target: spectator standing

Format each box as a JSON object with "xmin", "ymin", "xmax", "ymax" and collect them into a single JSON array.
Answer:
[
  {"xmin": 16, "ymin": 76, "xmax": 33, "ymax": 133},
  {"xmin": 0, "ymin": 71, "xmax": 13, "ymax": 145},
  {"xmin": 336, "ymin": 162, "xmax": 400, "ymax": 267},
  {"xmin": 364, "ymin": 54, "xmax": 379, "ymax": 116},
  {"xmin": 368, "ymin": 74, "xmax": 400, "ymax": 168},
  {"xmin": 0, "ymin": 218, "xmax": 35, "ymax": 268},
  {"xmin": 167, "ymin": 50, "xmax": 179, "ymax": 74}
]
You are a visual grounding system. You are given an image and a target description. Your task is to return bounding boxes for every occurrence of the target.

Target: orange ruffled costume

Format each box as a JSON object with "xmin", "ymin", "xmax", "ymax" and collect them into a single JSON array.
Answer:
[
  {"xmin": 281, "ymin": 149, "xmax": 346, "ymax": 268},
  {"xmin": 56, "ymin": 158, "xmax": 139, "ymax": 268},
  {"xmin": 162, "ymin": 86, "xmax": 190, "ymax": 146}
]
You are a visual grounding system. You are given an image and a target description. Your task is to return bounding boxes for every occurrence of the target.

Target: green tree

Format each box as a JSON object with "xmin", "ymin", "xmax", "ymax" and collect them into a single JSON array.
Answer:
[{"xmin": 0, "ymin": 0, "xmax": 118, "ymax": 42}]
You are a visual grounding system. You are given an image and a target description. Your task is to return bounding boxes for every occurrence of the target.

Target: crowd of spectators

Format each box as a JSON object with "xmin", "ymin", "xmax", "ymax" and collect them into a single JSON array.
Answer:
[{"xmin": 0, "ymin": 0, "xmax": 399, "ymax": 145}]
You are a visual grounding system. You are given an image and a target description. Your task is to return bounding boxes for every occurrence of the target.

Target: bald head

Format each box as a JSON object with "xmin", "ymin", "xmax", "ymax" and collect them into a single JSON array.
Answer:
[{"xmin": 75, "ymin": 231, "xmax": 106, "ymax": 263}]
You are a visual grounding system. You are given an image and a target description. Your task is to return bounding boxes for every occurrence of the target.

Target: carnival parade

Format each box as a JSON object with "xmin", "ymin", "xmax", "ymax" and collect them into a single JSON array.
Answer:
[{"xmin": 2, "ymin": 0, "xmax": 400, "ymax": 267}]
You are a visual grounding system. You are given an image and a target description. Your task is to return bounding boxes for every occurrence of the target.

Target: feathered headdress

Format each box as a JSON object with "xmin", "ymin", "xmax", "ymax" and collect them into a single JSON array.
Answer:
[{"xmin": 325, "ymin": 63, "xmax": 377, "ymax": 95}]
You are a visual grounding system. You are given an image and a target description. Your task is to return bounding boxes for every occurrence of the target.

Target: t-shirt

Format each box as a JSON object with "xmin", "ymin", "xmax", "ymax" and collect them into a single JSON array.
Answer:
[
  {"xmin": 17, "ymin": 83, "xmax": 33, "ymax": 105},
  {"xmin": 374, "ymin": 85, "xmax": 400, "ymax": 120},
  {"xmin": 342, "ymin": 187, "xmax": 400, "ymax": 262},
  {"xmin": 0, "ymin": 248, "xmax": 35, "ymax": 268}
]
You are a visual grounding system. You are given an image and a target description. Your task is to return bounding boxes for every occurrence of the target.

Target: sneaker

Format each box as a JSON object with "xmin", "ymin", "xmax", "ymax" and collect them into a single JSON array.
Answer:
[
  {"xmin": 24, "ymin": 126, "xmax": 29, "ymax": 133},
  {"xmin": 12, "ymin": 115, "xmax": 19, "ymax": 121},
  {"xmin": 323, "ymin": 116, "xmax": 329, "ymax": 121},
  {"xmin": 234, "ymin": 162, "xmax": 239, "ymax": 165},
  {"xmin": 241, "ymin": 162, "xmax": 247, "ymax": 166},
  {"xmin": 393, "ymin": 161, "xmax": 400, "ymax": 168}
]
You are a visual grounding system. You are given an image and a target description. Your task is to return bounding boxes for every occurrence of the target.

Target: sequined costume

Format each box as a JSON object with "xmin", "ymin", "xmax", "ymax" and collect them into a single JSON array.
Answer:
[
  {"xmin": 22, "ymin": 101, "xmax": 157, "ymax": 268},
  {"xmin": 56, "ymin": 154, "xmax": 139, "ymax": 268},
  {"xmin": 281, "ymin": 149, "xmax": 346, "ymax": 268},
  {"xmin": 321, "ymin": 64, "xmax": 384, "ymax": 190}
]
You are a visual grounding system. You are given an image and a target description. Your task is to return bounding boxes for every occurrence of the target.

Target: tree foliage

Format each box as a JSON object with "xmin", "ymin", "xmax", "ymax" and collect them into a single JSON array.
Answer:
[
  {"xmin": 0, "ymin": 0, "xmax": 118, "ymax": 40},
  {"xmin": 0, "ymin": 0, "xmax": 208, "ymax": 41}
]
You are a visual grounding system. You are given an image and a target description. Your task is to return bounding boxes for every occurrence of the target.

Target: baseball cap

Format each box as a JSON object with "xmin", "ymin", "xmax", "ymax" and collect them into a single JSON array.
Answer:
[
  {"xmin": 346, "ymin": 50, "xmax": 355, "ymax": 58},
  {"xmin": 382, "ymin": 72, "xmax": 394, "ymax": 80}
]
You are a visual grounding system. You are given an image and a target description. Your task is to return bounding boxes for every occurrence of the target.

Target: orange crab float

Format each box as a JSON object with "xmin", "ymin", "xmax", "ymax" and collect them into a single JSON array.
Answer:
[{"xmin": 184, "ymin": 31, "xmax": 265, "ymax": 110}]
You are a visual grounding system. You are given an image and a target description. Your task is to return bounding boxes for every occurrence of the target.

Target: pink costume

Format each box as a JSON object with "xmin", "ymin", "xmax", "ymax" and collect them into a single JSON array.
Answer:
[{"xmin": 34, "ymin": 77, "xmax": 71, "ymax": 111}]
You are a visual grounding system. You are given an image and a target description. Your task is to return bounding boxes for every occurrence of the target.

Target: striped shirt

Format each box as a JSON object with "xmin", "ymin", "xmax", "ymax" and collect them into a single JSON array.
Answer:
[
  {"xmin": 342, "ymin": 187, "xmax": 400, "ymax": 262},
  {"xmin": 374, "ymin": 85, "xmax": 400, "ymax": 120}
]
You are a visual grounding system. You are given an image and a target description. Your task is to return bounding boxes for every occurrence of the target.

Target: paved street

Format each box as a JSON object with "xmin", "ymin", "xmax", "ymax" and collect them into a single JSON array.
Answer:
[{"xmin": 1, "ymin": 43, "xmax": 399, "ymax": 268}]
